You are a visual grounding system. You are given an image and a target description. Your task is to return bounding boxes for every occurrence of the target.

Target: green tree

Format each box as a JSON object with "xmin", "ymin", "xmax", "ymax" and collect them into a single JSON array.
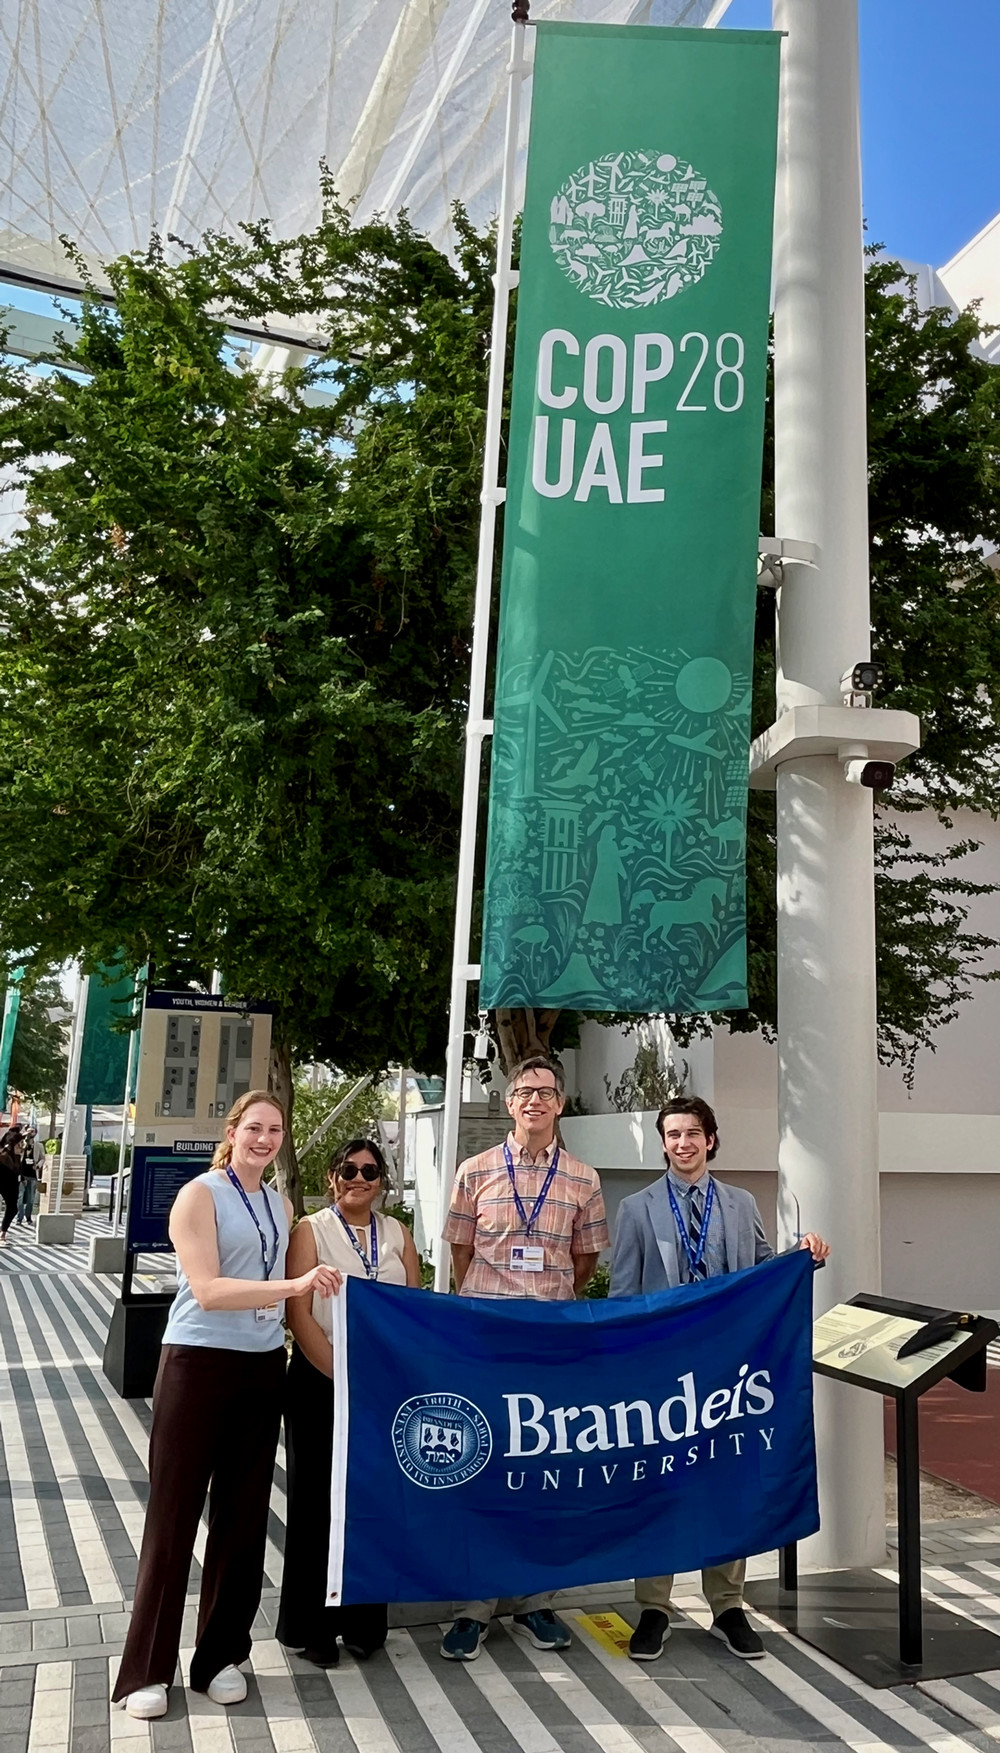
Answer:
[
  {"xmin": 0, "ymin": 198, "xmax": 494, "ymax": 1204},
  {"xmin": 706, "ymin": 255, "xmax": 1000, "ymax": 1069},
  {"xmin": 0, "ymin": 211, "xmax": 997, "ymax": 1164},
  {"xmin": 0, "ymin": 968, "xmax": 69, "ymax": 1116},
  {"xmin": 291, "ymin": 1072, "xmax": 389, "ymax": 1199}
]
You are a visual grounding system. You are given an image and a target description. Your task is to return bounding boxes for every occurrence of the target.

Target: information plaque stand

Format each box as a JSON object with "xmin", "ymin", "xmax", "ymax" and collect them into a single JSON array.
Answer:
[
  {"xmin": 102, "ymin": 1254, "xmax": 177, "ymax": 1399},
  {"xmin": 746, "ymin": 1293, "xmax": 1000, "ymax": 1686}
]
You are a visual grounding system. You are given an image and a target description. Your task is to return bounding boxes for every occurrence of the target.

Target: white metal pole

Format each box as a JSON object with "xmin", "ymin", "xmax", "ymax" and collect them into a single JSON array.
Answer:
[
  {"xmin": 55, "ymin": 970, "xmax": 89, "ymax": 1215},
  {"xmin": 434, "ymin": 13, "xmax": 530, "ymax": 1292},
  {"xmin": 772, "ymin": 0, "xmax": 885, "ymax": 1568},
  {"xmin": 111, "ymin": 1022, "xmax": 138, "ymax": 1237}
]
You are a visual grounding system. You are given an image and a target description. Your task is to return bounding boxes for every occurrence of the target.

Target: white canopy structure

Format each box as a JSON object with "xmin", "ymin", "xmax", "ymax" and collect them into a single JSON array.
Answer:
[{"xmin": 0, "ymin": 0, "xmax": 729, "ymax": 314}]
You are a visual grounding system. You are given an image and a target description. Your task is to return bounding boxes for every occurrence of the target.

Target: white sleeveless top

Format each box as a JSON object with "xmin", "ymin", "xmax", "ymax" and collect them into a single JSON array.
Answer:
[{"xmin": 307, "ymin": 1206, "xmax": 408, "ymax": 1339}]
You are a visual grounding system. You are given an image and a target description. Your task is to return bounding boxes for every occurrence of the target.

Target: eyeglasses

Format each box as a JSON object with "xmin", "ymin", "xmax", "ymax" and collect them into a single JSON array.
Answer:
[
  {"xmin": 338, "ymin": 1162, "xmax": 381, "ymax": 1182},
  {"xmin": 510, "ymin": 1086, "xmax": 560, "ymax": 1104}
]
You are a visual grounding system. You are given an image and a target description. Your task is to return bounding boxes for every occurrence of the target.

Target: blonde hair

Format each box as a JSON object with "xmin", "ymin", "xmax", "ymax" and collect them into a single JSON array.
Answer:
[{"xmin": 211, "ymin": 1089, "xmax": 288, "ymax": 1169}]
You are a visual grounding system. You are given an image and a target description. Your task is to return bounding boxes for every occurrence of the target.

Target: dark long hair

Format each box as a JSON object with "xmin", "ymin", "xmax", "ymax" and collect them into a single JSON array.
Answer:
[{"xmin": 327, "ymin": 1136, "xmax": 390, "ymax": 1201}]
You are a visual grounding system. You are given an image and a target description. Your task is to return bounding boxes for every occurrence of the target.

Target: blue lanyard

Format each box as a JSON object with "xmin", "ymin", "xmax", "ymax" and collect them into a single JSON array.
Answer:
[
  {"xmin": 334, "ymin": 1206, "xmax": 379, "ymax": 1279},
  {"xmin": 225, "ymin": 1168, "xmax": 280, "ymax": 1280},
  {"xmin": 503, "ymin": 1144, "xmax": 559, "ymax": 1239},
  {"xmin": 666, "ymin": 1176, "xmax": 715, "ymax": 1277}
]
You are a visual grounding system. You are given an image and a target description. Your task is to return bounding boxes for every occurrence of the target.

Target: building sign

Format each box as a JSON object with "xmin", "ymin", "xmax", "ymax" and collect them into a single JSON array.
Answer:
[{"xmin": 126, "ymin": 989, "xmax": 273, "ymax": 1254}]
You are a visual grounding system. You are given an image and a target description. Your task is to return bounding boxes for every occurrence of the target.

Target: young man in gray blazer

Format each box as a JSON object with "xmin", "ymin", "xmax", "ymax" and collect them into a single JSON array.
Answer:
[{"xmin": 610, "ymin": 1096, "xmax": 829, "ymax": 1663}]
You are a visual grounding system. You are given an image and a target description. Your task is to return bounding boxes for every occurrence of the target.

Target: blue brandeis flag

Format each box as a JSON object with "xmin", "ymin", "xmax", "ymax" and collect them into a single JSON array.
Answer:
[{"xmin": 328, "ymin": 1250, "xmax": 818, "ymax": 1605}]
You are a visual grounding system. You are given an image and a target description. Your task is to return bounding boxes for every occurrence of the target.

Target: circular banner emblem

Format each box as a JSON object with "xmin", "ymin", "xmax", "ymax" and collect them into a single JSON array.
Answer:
[
  {"xmin": 392, "ymin": 1393, "xmax": 492, "ymax": 1490},
  {"xmin": 549, "ymin": 149, "xmax": 723, "ymax": 309}
]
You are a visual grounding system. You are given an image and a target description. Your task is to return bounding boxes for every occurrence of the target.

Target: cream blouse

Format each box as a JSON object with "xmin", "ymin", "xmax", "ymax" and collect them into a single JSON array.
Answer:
[{"xmin": 307, "ymin": 1205, "xmax": 408, "ymax": 1339}]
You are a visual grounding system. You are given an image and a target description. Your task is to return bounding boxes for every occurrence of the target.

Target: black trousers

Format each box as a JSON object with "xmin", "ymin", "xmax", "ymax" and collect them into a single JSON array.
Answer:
[
  {"xmin": 0, "ymin": 1168, "xmax": 17, "ymax": 1236},
  {"xmin": 113, "ymin": 1343, "xmax": 285, "ymax": 1698},
  {"xmin": 276, "ymin": 1344, "xmax": 388, "ymax": 1656}
]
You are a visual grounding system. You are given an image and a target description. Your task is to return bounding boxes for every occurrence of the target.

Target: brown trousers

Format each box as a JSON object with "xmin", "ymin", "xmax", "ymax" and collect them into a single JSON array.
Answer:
[{"xmin": 113, "ymin": 1343, "xmax": 285, "ymax": 1699}]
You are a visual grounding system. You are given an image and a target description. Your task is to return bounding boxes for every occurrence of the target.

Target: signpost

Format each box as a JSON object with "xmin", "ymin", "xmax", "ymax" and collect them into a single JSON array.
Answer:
[{"xmin": 102, "ymin": 988, "xmax": 273, "ymax": 1396}]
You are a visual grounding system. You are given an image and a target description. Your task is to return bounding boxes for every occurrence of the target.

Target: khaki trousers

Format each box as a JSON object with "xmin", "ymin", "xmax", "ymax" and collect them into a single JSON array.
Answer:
[
  {"xmin": 461, "ymin": 1592, "xmax": 554, "ymax": 1623},
  {"xmin": 636, "ymin": 1558, "xmax": 745, "ymax": 1618}
]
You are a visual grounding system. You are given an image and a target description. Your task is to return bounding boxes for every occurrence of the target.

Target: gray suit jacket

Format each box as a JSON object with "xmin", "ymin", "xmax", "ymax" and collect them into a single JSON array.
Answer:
[{"xmin": 610, "ymin": 1174, "xmax": 773, "ymax": 1295}]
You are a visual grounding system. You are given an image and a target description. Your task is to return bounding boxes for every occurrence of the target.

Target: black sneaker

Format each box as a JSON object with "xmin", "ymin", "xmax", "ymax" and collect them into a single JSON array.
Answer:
[
  {"xmin": 710, "ymin": 1608, "xmax": 764, "ymax": 1659},
  {"xmin": 301, "ymin": 1646, "xmax": 340, "ymax": 1668},
  {"xmin": 628, "ymin": 1610, "xmax": 671, "ymax": 1661},
  {"xmin": 343, "ymin": 1640, "xmax": 384, "ymax": 1661}
]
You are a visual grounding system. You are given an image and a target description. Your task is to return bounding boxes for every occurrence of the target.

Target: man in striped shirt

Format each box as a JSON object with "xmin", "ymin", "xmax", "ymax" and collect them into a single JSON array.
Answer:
[{"xmin": 440, "ymin": 1054, "xmax": 609, "ymax": 1661}]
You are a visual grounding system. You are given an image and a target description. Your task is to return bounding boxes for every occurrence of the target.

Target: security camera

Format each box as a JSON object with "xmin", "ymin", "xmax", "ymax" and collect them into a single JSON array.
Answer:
[
  {"xmin": 840, "ymin": 660, "xmax": 884, "ymax": 707},
  {"xmin": 844, "ymin": 758, "xmax": 895, "ymax": 790}
]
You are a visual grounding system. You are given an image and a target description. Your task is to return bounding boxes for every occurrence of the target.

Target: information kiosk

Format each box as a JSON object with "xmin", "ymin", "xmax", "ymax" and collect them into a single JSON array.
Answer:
[
  {"xmin": 747, "ymin": 1293, "xmax": 1000, "ymax": 1684},
  {"xmin": 102, "ymin": 988, "xmax": 272, "ymax": 1397}
]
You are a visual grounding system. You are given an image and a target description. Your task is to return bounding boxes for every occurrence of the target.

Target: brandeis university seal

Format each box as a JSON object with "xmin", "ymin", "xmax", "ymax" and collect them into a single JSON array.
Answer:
[{"xmin": 392, "ymin": 1393, "xmax": 492, "ymax": 1489}]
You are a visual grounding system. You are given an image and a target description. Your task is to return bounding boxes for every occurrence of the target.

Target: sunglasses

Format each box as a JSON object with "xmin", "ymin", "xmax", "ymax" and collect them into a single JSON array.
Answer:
[{"xmin": 338, "ymin": 1162, "xmax": 382, "ymax": 1182}]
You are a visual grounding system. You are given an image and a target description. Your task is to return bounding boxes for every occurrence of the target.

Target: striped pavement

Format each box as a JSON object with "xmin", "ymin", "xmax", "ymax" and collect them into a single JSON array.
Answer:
[{"xmin": 3, "ymin": 1255, "xmax": 1000, "ymax": 1753}]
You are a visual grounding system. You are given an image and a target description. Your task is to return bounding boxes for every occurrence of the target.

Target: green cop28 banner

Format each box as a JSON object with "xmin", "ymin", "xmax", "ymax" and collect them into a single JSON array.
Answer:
[{"xmin": 480, "ymin": 24, "xmax": 780, "ymax": 1013}]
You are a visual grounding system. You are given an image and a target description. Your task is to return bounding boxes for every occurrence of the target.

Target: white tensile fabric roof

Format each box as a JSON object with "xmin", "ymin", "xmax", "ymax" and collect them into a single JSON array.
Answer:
[{"xmin": 0, "ymin": 0, "xmax": 730, "ymax": 313}]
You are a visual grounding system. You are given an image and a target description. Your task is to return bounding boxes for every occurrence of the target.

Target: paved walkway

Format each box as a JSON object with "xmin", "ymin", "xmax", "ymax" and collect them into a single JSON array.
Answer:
[{"xmin": 4, "ymin": 1232, "xmax": 1000, "ymax": 1753}]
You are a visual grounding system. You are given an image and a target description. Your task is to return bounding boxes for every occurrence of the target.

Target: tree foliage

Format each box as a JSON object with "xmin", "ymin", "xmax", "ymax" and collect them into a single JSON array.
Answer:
[
  {"xmin": 709, "ymin": 255, "xmax": 1000, "ymax": 1065},
  {"xmin": 0, "ymin": 196, "xmax": 495, "ymax": 1106},
  {"xmin": 0, "ymin": 210, "xmax": 997, "ymax": 1124},
  {"xmin": 291, "ymin": 1072, "xmax": 389, "ymax": 1198},
  {"xmin": 0, "ymin": 968, "xmax": 68, "ymax": 1107}
]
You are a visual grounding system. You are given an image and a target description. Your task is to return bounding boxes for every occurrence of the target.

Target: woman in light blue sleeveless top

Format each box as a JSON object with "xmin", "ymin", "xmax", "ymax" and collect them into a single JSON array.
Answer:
[{"xmin": 114, "ymin": 1091, "xmax": 341, "ymax": 1722}]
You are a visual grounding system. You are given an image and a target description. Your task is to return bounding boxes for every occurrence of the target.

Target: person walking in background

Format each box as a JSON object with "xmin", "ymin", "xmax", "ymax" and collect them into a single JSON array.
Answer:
[
  {"xmin": 611, "ymin": 1096, "xmax": 829, "ymax": 1663},
  {"xmin": 439, "ymin": 1055, "xmax": 609, "ymax": 1662},
  {"xmin": 112, "ymin": 1091, "xmax": 341, "ymax": 1722},
  {"xmin": 277, "ymin": 1136, "xmax": 421, "ymax": 1668},
  {"xmin": 0, "ymin": 1128, "xmax": 20, "ymax": 1244},
  {"xmin": 16, "ymin": 1127, "xmax": 41, "ymax": 1225}
]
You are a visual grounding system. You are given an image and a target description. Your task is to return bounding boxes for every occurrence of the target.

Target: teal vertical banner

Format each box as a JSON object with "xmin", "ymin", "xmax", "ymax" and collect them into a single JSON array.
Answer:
[
  {"xmin": 77, "ymin": 962, "xmax": 136, "ymax": 1105},
  {"xmin": 0, "ymin": 969, "xmax": 24, "ymax": 1110},
  {"xmin": 481, "ymin": 23, "xmax": 780, "ymax": 1013}
]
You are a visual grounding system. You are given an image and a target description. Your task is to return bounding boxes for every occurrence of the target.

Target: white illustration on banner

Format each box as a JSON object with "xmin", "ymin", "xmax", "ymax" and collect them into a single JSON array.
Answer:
[
  {"xmin": 392, "ymin": 1393, "xmax": 493, "ymax": 1490},
  {"xmin": 549, "ymin": 150, "xmax": 722, "ymax": 309}
]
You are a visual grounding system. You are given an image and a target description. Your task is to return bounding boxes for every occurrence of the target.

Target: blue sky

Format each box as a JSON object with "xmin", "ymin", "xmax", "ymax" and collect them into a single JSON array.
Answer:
[{"xmin": 722, "ymin": 0, "xmax": 1000, "ymax": 267}]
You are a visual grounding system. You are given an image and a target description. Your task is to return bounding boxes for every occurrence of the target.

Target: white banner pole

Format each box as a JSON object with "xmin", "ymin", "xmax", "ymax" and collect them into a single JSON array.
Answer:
[
  {"xmin": 55, "ymin": 969, "xmax": 89, "ymax": 1214},
  {"xmin": 434, "ymin": 5, "xmax": 531, "ymax": 1292},
  {"xmin": 111, "ymin": 1018, "xmax": 139, "ymax": 1237},
  {"xmin": 771, "ymin": 0, "xmax": 886, "ymax": 1567}
]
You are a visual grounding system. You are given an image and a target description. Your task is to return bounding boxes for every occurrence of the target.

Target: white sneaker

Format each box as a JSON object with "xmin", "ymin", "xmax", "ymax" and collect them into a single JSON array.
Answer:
[
  {"xmin": 206, "ymin": 1666, "xmax": 248, "ymax": 1705},
  {"xmin": 124, "ymin": 1684, "xmax": 168, "ymax": 1719}
]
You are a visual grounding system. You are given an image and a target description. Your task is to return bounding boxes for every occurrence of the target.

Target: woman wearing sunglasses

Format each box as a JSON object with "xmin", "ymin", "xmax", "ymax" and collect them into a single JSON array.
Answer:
[{"xmin": 277, "ymin": 1137, "xmax": 421, "ymax": 1666}]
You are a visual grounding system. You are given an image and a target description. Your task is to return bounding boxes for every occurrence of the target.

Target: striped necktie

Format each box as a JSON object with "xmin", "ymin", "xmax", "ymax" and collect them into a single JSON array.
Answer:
[{"xmin": 687, "ymin": 1187, "xmax": 708, "ymax": 1280}]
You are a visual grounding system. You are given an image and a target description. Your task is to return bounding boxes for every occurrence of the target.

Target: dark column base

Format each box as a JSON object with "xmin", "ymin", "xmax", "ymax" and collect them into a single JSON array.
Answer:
[
  {"xmin": 102, "ymin": 1294, "xmax": 175, "ymax": 1398},
  {"xmin": 746, "ymin": 1568, "xmax": 1000, "ymax": 1686}
]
